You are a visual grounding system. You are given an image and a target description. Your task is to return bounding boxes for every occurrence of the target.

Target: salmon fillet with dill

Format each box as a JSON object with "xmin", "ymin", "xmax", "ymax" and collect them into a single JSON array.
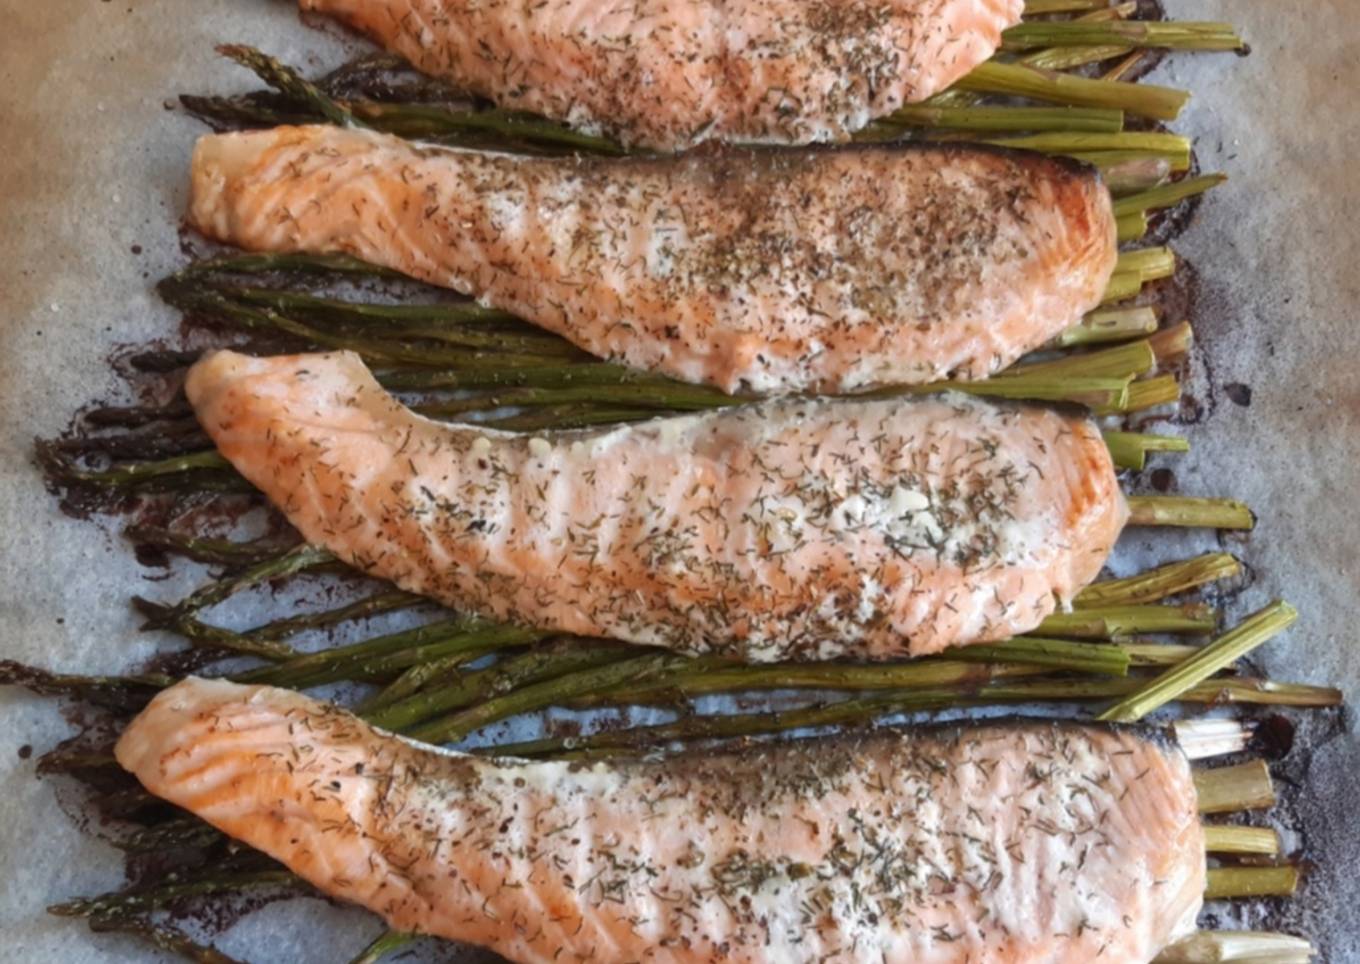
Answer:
[
  {"xmin": 300, "ymin": 0, "xmax": 1024, "ymax": 150},
  {"xmin": 186, "ymin": 349, "xmax": 1126, "ymax": 662},
  {"xmin": 190, "ymin": 125, "xmax": 1117, "ymax": 395},
  {"xmin": 118, "ymin": 678, "xmax": 1206, "ymax": 963}
]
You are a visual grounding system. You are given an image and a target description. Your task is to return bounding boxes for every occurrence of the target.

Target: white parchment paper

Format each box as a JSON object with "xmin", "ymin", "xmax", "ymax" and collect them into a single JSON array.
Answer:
[{"xmin": 1, "ymin": 1, "xmax": 1356, "ymax": 960}]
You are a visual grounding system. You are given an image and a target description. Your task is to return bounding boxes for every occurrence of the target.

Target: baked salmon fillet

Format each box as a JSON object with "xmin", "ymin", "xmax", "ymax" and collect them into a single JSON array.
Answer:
[
  {"xmin": 117, "ymin": 678, "xmax": 1206, "ymax": 963},
  {"xmin": 189, "ymin": 125, "xmax": 1117, "ymax": 395},
  {"xmin": 186, "ymin": 349, "xmax": 1126, "ymax": 662},
  {"xmin": 299, "ymin": 0, "xmax": 1023, "ymax": 150}
]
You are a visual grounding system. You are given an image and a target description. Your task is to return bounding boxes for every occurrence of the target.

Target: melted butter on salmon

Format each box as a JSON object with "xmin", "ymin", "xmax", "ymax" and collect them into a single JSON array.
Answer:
[
  {"xmin": 189, "ymin": 125, "xmax": 1117, "ymax": 396},
  {"xmin": 117, "ymin": 678, "xmax": 1206, "ymax": 963},
  {"xmin": 299, "ymin": 0, "xmax": 1024, "ymax": 150},
  {"xmin": 186, "ymin": 349, "xmax": 1126, "ymax": 661}
]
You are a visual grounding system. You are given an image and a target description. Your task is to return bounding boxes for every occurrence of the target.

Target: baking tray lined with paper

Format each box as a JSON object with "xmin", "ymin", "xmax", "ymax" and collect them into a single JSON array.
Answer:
[{"xmin": 2, "ymin": 0, "xmax": 1358, "ymax": 961}]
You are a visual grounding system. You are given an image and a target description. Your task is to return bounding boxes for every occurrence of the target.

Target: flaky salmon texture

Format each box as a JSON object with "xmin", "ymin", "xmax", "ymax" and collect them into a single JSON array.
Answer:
[
  {"xmin": 189, "ymin": 125, "xmax": 1117, "ymax": 396},
  {"xmin": 300, "ymin": 0, "xmax": 1024, "ymax": 150},
  {"xmin": 117, "ymin": 679, "xmax": 1206, "ymax": 963},
  {"xmin": 186, "ymin": 349, "xmax": 1126, "ymax": 662}
]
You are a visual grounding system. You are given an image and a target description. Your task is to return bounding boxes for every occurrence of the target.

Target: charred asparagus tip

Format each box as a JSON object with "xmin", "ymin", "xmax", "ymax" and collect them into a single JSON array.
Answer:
[
  {"xmin": 216, "ymin": 44, "xmax": 357, "ymax": 128},
  {"xmin": 84, "ymin": 917, "xmax": 246, "ymax": 964}
]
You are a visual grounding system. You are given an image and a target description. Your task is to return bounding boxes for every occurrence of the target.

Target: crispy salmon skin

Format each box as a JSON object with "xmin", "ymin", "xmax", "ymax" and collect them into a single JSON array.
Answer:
[
  {"xmin": 117, "ymin": 679, "xmax": 1206, "ymax": 963},
  {"xmin": 190, "ymin": 126, "xmax": 1116, "ymax": 395},
  {"xmin": 300, "ymin": 0, "xmax": 1023, "ymax": 150},
  {"xmin": 186, "ymin": 349, "xmax": 1126, "ymax": 661}
]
